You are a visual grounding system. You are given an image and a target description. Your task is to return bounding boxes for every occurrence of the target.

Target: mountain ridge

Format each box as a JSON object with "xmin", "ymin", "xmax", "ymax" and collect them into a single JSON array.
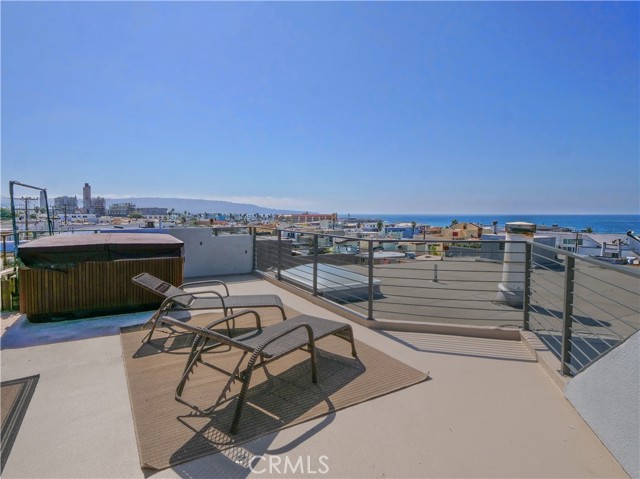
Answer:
[
  {"xmin": 0, "ymin": 196, "xmax": 308, "ymax": 215},
  {"xmin": 106, "ymin": 197, "xmax": 306, "ymax": 214}
]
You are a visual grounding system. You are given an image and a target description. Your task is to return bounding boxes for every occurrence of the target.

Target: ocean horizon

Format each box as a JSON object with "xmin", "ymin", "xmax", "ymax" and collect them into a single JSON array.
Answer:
[{"xmin": 343, "ymin": 214, "xmax": 640, "ymax": 235}]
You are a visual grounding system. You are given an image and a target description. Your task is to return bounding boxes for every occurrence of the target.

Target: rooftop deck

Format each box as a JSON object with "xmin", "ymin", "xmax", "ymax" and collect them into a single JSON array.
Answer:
[{"xmin": 0, "ymin": 273, "xmax": 629, "ymax": 478}]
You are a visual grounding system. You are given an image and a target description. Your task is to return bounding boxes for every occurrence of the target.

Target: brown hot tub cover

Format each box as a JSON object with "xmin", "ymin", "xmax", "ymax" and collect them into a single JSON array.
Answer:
[{"xmin": 18, "ymin": 233, "xmax": 184, "ymax": 270}]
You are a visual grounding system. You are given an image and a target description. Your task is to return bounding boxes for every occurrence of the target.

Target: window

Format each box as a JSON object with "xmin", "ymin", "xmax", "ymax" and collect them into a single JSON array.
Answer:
[{"xmin": 562, "ymin": 238, "xmax": 583, "ymax": 246}]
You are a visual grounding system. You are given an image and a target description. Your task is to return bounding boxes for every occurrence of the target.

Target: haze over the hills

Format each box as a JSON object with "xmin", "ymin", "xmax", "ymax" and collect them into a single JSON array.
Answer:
[
  {"xmin": 105, "ymin": 197, "xmax": 305, "ymax": 215},
  {"xmin": 0, "ymin": 196, "xmax": 306, "ymax": 215}
]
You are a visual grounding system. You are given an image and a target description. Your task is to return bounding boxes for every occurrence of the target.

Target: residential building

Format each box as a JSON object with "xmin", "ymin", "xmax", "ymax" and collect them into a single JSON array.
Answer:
[
  {"xmin": 92, "ymin": 197, "xmax": 106, "ymax": 217},
  {"xmin": 58, "ymin": 213, "xmax": 98, "ymax": 224},
  {"xmin": 384, "ymin": 223, "xmax": 423, "ymax": 239},
  {"xmin": 108, "ymin": 202, "xmax": 136, "ymax": 217},
  {"xmin": 53, "ymin": 195, "xmax": 78, "ymax": 213},
  {"xmin": 277, "ymin": 213, "xmax": 338, "ymax": 224},
  {"xmin": 136, "ymin": 207, "xmax": 168, "ymax": 216},
  {"xmin": 430, "ymin": 222, "xmax": 484, "ymax": 240}
]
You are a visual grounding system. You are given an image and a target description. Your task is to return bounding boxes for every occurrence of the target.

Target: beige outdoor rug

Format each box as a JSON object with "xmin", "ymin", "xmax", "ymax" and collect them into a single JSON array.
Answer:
[{"xmin": 121, "ymin": 308, "xmax": 428, "ymax": 470}]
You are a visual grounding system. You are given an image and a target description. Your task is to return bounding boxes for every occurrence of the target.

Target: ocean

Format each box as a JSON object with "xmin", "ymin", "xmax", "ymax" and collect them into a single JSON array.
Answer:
[{"xmin": 346, "ymin": 214, "xmax": 640, "ymax": 235}]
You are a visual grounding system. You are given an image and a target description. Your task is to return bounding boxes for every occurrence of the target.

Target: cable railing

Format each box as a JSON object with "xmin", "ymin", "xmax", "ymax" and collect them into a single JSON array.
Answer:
[
  {"xmin": 9, "ymin": 224, "xmax": 636, "ymax": 376},
  {"xmin": 256, "ymin": 230, "xmax": 525, "ymax": 327},
  {"xmin": 527, "ymin": 242, "xmax": 640, "ymax": 375},
  {"xmin": 255, "ymin": 228, "xmax": 640, "ymax": 376}
]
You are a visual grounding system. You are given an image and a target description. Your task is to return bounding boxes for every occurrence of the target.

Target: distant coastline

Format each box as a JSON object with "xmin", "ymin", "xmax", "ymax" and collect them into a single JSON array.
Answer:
[
  {"xmin": 2, "ymin": 193, "xmax": 638, "ymax": 234},
  {"xmin": 344, "ymin": 214, "xmax": 640, "ymax": 235}
]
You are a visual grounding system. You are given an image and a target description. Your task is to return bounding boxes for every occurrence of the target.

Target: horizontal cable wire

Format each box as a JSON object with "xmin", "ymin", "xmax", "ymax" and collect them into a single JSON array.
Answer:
[
  {"xmin": 371, "ymin": 307, "xmax": 516, "ymax": 322},
  {"xmin": 378, "ymin": 291, "xmax": 509, "ymax": 303},
  {"xmin": 529, "ymin": 269, "xmax": 566, "ymax": 290},
  {"xmin": 372, "ymin": 297, "xmax": 518, "ymax": 313},
  {"xmin": 529, "ymin": 304, "xmax": 563, "ymax": 323},
  {"xmin": 570, "ymin": 291, "xmax": 638, "ymax": 330},
  {"xmin": 531, "ymin": 250, "xmax": 565, "ymax": 266},
  {"xmin": 528, "ymin": 279, "xmax": 565, "ymax": 302},
  {"xmin": 528, "ymin": 284, "xmax": 565, "ymax": 311},
  {"xmin": 529, "ymin": 317, "xmax": 562, "ymax": 339},
  {"xmin": 568, "ymin": 307, "xmax": 626, "ymax": 341},
  {"xmin": 573, "ymin": 268, "xmax": 640, "ymax": 296},
  {"xmin": 566, "ymin": 344, "xmax": 590, "ymax": 370},
  {"xmin": 527, "ymin": 316, "xmax": 563, "ymax": 348},
  {"xmin": 572, "ymin": 281, "xmax": 640, "ymax": 317},
  {"xmin": 371, "ymin": 265, "xmax": 508, "ymax": 274},
  {"xmin": 372, "ymin": 275, "xmax": 504, "ymax": 285}
]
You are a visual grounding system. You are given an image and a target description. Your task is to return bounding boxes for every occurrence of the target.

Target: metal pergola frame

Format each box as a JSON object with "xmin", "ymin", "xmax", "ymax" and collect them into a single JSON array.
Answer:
[{"xmin": 9, "ymin": 180, "xmax": 53, "ymax": 258}]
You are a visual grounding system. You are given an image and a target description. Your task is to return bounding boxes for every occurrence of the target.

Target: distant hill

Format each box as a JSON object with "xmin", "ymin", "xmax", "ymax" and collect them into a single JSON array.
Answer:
[
  {"xmin": 1, "ymin": 196, "xmax": 304, "ymax": 215},
  {"xmin": 104, "ymin": 197, "xmax": 304, "ymax": 215}
]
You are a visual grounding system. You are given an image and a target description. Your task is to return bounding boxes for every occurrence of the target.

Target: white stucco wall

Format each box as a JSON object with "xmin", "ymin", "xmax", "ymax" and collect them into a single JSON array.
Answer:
[
  {"xmin": 164, "ymin": 228, "xmax": 253, "ymax": 278},
  {"xmin": 565, "ymin": 331, "xmax": 640, "ymax": 478}
]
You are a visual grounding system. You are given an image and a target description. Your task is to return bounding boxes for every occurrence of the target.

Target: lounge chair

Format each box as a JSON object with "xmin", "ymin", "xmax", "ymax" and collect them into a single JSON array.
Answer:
[
  {"xmin": 159, "ymin": 310, "xmax": 358, "ymax": 433},
  {"xmin": 132, "ymin": 272, "xmax": 286, "ymax": 342}
]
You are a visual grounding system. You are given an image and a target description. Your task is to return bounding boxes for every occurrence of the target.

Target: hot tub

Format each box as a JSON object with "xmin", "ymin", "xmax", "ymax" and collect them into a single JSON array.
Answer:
[{"xmin": 18, "ymin": 233, "xmax": 184, "ymax": 321}]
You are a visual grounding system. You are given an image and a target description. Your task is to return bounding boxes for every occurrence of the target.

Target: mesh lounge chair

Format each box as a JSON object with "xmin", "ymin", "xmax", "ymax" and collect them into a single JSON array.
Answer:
[
  {"xmin": 160, "ymin": 310, "xmax": 358, "ymax": 434},
  {"xmin": 132, "ymin": 272, "xmax": 286, "ymax": 342}
]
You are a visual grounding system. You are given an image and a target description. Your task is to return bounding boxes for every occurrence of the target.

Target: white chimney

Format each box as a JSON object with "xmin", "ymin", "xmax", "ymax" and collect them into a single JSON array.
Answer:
[{"xmin": 495, "ymin": 222, "xmax": 536, "ymax": 306}]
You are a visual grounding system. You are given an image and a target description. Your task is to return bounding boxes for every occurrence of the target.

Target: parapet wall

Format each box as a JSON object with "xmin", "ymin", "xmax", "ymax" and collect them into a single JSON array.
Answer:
[
  {"xmin": 564, "ymin": 330, "xmax": 640, "ymax": 478},
  {"xmin": 165, "ymin": 228, "xmax": 253, "ymax": 278}
]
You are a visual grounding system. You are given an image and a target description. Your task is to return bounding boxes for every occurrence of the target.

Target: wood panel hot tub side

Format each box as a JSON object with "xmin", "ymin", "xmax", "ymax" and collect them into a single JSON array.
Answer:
[{"xmin": 19, "ymin": 257, "xmax": 184, "ymax": 320}]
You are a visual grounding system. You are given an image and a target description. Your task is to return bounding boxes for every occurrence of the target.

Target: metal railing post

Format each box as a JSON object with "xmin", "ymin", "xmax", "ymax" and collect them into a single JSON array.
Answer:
[
  {"xmin": 560, "ymin": 255, "xmax": 575, "ymax": 375},
  {"xmin": 9, "ymin": 182, "xmax": 19, "ymax": 255},
  {"xmin": 277, "ymin": 230, "xmax": 282, "ymax": 280},
  {"xmin": 252, "ymin": 227, "xmax": 257, "ymax": 271},
  {"xmin": 313, "ymin": 234, "xmax": 318, "ymax": 296},
  {"xmin": 367, "ymin": 239, "xmax": 374, "ymax": 320},
  {"xmin": 523, "ymin": 242, "xmax": 532, "ymax": 331}
]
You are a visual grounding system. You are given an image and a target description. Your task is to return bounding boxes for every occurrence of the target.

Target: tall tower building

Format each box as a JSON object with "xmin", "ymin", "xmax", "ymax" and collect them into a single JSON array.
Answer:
[{"xmin": 83, "ymin": 183, "xmax": 92, "ymax": 213}]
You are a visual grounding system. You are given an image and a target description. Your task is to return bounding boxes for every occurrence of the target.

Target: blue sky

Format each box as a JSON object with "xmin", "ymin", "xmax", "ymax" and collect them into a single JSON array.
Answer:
[{"xmin": 2, "ymin": 2, "xmax": 638, "ymax": 214}]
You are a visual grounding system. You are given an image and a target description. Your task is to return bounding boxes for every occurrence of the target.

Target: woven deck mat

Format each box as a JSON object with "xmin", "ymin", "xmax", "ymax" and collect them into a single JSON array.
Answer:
[
  {"xmin": 120, "ymin": 307, "xmax": 428, "ymax": 470},
  {"xmin": 1, "ymin": 374, "xmax": 39, "ymax": 473}
]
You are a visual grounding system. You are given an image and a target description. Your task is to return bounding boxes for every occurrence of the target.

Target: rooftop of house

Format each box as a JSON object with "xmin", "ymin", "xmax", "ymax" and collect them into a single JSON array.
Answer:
[{"xmin": 0, "ymin": 272, "xmax": 629, "ymax": 479}]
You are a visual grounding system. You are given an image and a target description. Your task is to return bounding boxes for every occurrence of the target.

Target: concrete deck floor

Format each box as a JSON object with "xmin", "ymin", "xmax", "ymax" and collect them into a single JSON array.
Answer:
[{"xmin": 0, "ymin": 274, "xmax": 629, "ymax": 478}]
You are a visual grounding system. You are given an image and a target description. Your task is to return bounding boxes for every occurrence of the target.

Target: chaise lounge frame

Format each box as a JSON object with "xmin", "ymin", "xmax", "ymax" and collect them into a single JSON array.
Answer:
[
  {"xmin": 132, "ymin": 272, "xmax": 286, "ymax": 342},
  {"xmin": 159, "ymin": 310, "xmax": 358, "ymax": 434}
]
